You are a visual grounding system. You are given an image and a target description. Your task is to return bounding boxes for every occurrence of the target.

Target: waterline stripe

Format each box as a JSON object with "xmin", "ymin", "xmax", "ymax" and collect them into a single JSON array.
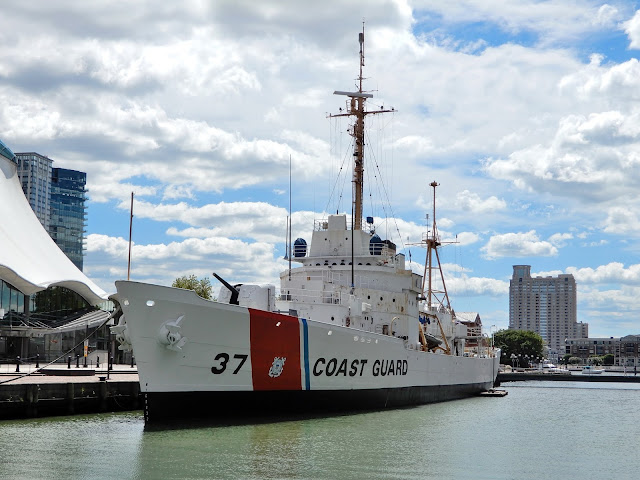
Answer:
[{"xmin": 301, "ymin": 318, "xmax": 310, "ymax": 390}]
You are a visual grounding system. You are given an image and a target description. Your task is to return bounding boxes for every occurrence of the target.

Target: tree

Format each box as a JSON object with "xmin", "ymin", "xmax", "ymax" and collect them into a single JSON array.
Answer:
[
  {"xmin": 588, "ymin": 355, "xmax": 600, "ymax": 365},
  {"xmin": 569, "ymin": 356, "xmax": 581, "ymax": 365},
  {"xmin": 603, "ymin": 353, "xmax": 615, "ymax": 366},
  {"xmin": 493, "ymin": 329, "xmax": 544, "ymax": 367},
  {"xmin": 562, "ymin": 353, "xmax": 573, "ymax": 365},
  {"xmin": 172, "ymin": 275, "xmax": 213, "ymax": 300}
]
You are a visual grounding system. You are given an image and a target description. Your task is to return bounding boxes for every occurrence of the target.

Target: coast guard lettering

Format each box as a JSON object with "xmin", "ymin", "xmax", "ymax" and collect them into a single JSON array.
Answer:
[{"xmin": 312, "ymin": 357, "xmax": 408, "ymax": 376}]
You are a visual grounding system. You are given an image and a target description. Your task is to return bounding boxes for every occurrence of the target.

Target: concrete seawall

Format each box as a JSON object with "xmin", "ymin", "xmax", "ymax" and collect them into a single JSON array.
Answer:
[{"xmin": 497, "ymin": 372, "xmax": 640, "ymax": 383}]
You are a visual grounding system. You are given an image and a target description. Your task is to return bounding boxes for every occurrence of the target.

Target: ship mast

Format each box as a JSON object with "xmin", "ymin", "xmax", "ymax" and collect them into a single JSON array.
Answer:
[
  {"xmin": 329, "ymin": 23, "xmax": 394, "ymax": 231},
  {"xmin": 422, "ymin": 181, "xmax": 455, "ymax": 316}
]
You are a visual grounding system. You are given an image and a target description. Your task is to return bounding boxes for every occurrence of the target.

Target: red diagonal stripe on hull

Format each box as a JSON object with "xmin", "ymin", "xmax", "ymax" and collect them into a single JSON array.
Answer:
[{"xmin": 249, "ymin": 309, "xmax": 302, "ymax": 391}]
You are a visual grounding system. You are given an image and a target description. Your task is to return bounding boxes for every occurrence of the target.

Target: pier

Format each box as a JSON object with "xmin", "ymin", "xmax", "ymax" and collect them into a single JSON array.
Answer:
[{"xmin": 0, "ymin": 363, "xmax": 140, "ymax": 420}]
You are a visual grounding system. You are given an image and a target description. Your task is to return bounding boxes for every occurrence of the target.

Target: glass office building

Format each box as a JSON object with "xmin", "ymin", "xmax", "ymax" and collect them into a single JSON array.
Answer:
[{"xmin": 50, "ymin": 168, "xmax": 87, "ymax": 270}]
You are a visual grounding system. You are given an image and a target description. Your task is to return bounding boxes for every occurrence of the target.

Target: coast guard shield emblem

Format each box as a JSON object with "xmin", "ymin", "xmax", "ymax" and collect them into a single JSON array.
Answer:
[{"xmin": 268, "ymin": 357, "xmax": 286, "ymax": 378}]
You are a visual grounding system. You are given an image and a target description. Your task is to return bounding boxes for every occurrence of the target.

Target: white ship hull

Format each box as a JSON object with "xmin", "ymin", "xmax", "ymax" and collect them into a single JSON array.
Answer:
[{"xmin": 114, "ymin": 281, "xmax": 499, "ymax": 422}]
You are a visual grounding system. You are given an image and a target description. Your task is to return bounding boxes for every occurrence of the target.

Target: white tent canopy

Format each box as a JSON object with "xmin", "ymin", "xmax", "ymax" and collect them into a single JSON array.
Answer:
[{"xmin": 0, "ymin": 152, "xmax": 107, "ymax": 305}]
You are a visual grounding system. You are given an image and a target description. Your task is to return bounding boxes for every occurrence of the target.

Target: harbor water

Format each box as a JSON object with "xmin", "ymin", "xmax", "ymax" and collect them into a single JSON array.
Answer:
[{"xmin": 1, "ymin": 381, "xmax": 638, "ymax": 480}]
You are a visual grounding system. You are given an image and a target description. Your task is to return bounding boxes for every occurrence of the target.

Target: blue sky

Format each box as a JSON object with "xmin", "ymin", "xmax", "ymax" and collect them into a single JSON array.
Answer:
[{"xmin": 3, "ymin": 0, "xmax": 640, "ymax": 337}]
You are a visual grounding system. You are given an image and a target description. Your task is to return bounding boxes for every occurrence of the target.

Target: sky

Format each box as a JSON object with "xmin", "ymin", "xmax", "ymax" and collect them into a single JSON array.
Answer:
[{"xmin": 2, "ymin": 0, "xmax": 640, "ymax": 338}]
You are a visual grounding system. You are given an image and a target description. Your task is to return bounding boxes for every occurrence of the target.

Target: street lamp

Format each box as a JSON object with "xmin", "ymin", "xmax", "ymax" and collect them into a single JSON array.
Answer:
[{"xmin": 490, "ymin": 325, "xmax": 497, "ymax": 350}]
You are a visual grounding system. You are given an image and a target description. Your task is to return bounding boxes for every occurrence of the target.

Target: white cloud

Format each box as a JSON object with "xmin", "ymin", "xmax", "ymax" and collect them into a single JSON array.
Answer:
[
  {"xmin": 484, "ymin": 109, "xmax": 640, "ymax": 207},
  {"xmin": 624, "ymin": 10, "xmax": 640, "ymax": 49},
  {"xmin": 447, "ymin": 274, "xmax": 509, "ymax": 297},
  {"xmin": 567, "ymin": 262, "xmax": 640, "ymax": 286},
  {"xmin": 603, "ymin": 206, "xmax": 640, "ymax": 234},
  {"xmin": 455, "ymin": 231, "xmax": 481, "ymax": 246},
  {"xmin": 548, "ymin": 232, "xmax": 573, "ymax": 247},
  {"xmin": 481, "ymin": 230, "xmax": 558, "ymax": 259},
  {"xmin": 455, "ymin": 190, "xmax": 506, "ymax": 214}
]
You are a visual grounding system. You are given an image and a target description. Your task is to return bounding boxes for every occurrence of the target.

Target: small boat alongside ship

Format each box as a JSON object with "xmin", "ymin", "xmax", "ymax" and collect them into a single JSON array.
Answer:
[
  {"xmin": 111, "ymin": 26, "xmax": 500, "ymax": 423},
  {"xmin": 581, "ymin": 365, "xmax": 604, "ymax": 375}
]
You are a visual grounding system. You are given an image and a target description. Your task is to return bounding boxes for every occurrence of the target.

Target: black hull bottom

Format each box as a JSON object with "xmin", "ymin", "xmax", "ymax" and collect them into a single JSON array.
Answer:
[{"xmin": 144, "ymin": 383, "xmax": 492, "ymax": 424}]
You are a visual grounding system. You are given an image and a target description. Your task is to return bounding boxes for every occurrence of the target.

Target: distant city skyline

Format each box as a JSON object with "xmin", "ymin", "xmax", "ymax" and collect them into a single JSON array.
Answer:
[{"xmin": 2, "ymin": 1, "xmax": 640, "ymax": 338}]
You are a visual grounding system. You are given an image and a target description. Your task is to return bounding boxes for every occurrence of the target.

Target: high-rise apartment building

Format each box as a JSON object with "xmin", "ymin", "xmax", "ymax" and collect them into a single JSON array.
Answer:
[
  {"xmin": 15, "ymin": 153, "xmax": 87, "ymax": 271},
  {"xmin": 50, "ymin": 168, "xmax": 87, "ymax": 270},
  {"xmin": 509, "ymin": 265, "xmax": 588, "ymax": 356},
  {"xmin": 15, "ymin": 152, "xmax": 53, "ymax": 231}
]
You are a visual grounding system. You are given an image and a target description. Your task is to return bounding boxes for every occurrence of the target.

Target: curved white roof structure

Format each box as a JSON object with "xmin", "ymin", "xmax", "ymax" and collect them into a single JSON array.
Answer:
[{"xmin": 0, "ymin": 147, "xmax": 107, "ymax": 305}]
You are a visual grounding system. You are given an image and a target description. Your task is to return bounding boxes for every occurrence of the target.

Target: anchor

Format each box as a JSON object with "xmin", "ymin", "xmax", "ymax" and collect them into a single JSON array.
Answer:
[{"xmin": 157, "ymin": 315, "xmax": 187, "ymax": 351}]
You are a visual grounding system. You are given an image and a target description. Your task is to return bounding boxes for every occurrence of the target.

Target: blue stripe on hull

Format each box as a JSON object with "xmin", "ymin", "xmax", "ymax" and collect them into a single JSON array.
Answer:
[
  {"xmin": 144, "ymin": 383, "xmax": 493, "ymax": 423},
  {"xmin": 301, "ymin": 318, "xmax": 310, "ymax": 390}
]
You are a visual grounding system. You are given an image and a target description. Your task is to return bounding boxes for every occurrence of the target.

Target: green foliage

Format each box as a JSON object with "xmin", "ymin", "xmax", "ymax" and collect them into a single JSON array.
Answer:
[
  {"xmin": 172, "ymin": 275, "xmax": 213, "ymax": 300},
  {"xmin": 494, "ymin": 329, "xmax": 544, "ymax": 366},
  {"xmin": 562, "ymin": 353, "xmax": 573, "ymax": 365},
  {"xmin": 588, "ymin": 355, "xmax": 604, "ymax": 366},
  {"xmin": 569, "ymin": 356, "xmax": 582, "ymax": 365},
  {"xmin": 603, "ymin": 353, "xmax": 615, "ymax": 366}
]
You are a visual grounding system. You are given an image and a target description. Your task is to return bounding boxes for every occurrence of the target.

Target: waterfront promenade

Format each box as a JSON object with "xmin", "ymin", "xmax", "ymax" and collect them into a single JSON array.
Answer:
[{"xmin": 0, "ymin": 362, "xmax": 140, "ymax": 420}]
